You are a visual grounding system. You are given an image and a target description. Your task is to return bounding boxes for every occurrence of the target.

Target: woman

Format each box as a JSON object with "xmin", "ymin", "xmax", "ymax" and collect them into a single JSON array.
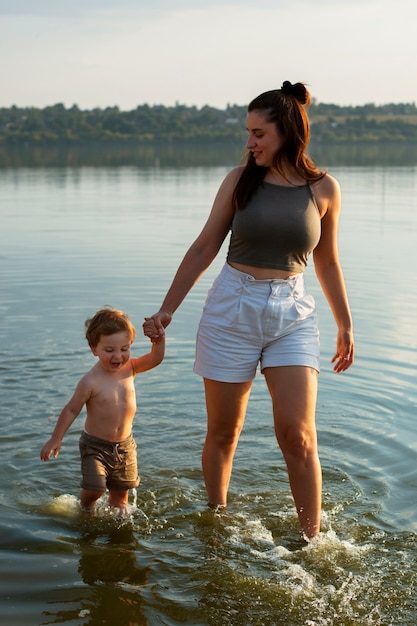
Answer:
[{"xmin": 143, "ymin": 81, "xmax": 354, "ymax": 540}]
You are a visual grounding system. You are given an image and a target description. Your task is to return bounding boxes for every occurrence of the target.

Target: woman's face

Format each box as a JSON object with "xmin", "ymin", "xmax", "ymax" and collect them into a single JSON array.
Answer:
[{"xmin": 246, "ymin": 110, "xmax": 283, "ymax": 168}]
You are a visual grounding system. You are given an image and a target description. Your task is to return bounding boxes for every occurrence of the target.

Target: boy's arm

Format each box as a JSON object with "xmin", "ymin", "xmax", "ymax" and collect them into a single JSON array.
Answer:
[
  {"xmin": 131, "ymin": 336, "xmax": 165, "ymax": 375},
  {"xmin": 40, "ymin": 376, "xmax": 92, "ymax": 461}
]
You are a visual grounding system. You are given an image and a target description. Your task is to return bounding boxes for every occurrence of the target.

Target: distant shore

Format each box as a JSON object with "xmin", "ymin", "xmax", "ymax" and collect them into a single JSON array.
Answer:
[{"xmin": 1, "ymin": 101, "xmax": 417, "ymax": 146}]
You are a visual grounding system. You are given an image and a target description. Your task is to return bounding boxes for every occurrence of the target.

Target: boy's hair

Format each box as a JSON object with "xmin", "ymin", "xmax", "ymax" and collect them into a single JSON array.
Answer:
[{"xmin": 85, "ymin": 307, "xmax": 136, "ymax": 347}]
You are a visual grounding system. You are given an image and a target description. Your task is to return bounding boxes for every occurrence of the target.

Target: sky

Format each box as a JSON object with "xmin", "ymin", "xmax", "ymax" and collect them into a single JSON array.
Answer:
[{"xmin": 0, "ymin": 0, "xmax": 416, "ymax": 110}]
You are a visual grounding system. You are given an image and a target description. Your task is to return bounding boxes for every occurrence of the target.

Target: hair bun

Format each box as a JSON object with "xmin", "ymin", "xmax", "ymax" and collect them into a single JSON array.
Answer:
[
  {"xmin": 281, "ymin": 81, "xmax": 308, "ymax": 105},
  {"xmin": 281, "ymin": 80, "xmax": 293, "ymax": 93}
]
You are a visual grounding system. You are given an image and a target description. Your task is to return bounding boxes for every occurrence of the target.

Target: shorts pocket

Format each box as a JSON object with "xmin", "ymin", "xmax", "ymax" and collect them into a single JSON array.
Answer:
[
  {"xmin": 293, "ymin": 292, "xmax": 316, "ymax": 320},
  {"xmin": 202, "ymin": 273, "xmax": 244, "ymax": 325}
]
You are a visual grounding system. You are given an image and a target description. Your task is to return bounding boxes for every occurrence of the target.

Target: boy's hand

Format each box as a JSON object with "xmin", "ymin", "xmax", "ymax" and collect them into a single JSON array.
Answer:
[
  {"xmin": 40, "ymin": 438, "xmax": 62, "ymax": 461},
  {"xmin": 143, "ymin": 310, "xmax": 172, "ymax": 342},
  {"xmin": 148, "ymin": 333, "xmax": 163, "ymax": 343}
]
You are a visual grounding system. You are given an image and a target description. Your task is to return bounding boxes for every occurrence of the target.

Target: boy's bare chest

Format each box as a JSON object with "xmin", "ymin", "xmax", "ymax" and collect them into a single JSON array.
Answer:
[{"xmin": 92, "ymin": 377, "xmax": 136, "ymax": 408}]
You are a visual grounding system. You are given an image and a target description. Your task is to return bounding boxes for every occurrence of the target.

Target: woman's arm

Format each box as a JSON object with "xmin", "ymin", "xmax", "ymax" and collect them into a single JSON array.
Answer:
[
  {"xmin": 313, "ymin": 174, "xmax": 354, "ymax": 373},
  {"xmin": 143, "ymin": 167, "xmax": 241, "ymax": 339}
]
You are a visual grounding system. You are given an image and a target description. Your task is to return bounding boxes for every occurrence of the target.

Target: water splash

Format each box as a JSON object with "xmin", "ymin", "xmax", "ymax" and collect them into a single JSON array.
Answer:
[
  {"xmin": 193, "ymin": 507, "xmax": 403, "ymax": 625},
  {"xmin": 41, "ymin": 491, "xmax": 148, "ymax": 530},
  {"xmin": 41, "ymin": 493, "xmax": 81, "ymax": 518}
]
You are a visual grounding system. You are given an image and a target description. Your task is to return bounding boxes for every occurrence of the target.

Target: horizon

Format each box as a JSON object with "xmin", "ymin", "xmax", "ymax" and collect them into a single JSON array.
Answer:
[{"xmin": 2, "ymin": 98, "xmax": 416, "ymax": 112}]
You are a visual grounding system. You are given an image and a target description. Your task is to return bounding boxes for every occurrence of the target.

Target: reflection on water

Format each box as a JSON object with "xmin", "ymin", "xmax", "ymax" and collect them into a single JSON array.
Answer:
[
  {"xmin": 311, "ymin": 141, "xmax": 417, "ymax": 167},
  {"xmin": 1, "ymin": 141, "xmax": 417, "ymax": 169},
  {"xmin": 0, "ymin": 165, "xmax": 417, "ymax": 625},
  {"xmin": 0, "ymin": 142, "xmax": 245, "ymax": 169}
]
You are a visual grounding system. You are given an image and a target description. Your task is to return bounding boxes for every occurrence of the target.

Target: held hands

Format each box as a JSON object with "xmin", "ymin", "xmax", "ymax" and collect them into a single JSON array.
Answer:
[
  {"xmin": 143, "ymin": 310, "xmax": 172, "ymax": 343},
  {"xmin": 331, "ymin": 328, "xmax": 354, "ymax": 373}
]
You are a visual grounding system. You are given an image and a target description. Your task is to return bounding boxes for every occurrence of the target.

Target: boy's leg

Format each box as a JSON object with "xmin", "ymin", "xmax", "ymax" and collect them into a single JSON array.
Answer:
[
  {"xmin": 108, "ymin": 489, "xmax": 129, "ymax": 510},
  {"xmin": 80, "ymin": 488, "xmax": 104, "ymax": 511},
  {"xmin": 106, "ymin": 435, "xmax": 139, "ymax": 510},
  {"xmin": 79, "ymin": 432, "xmax": 107, "ymax": 510}
]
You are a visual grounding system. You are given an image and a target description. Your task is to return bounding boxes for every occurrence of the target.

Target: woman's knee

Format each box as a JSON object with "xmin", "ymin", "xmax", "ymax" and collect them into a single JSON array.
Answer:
[
  {"xmin": 277, "ymin": 424, "xmax": 318, "ymax": 461},
  {"xmin": 206, "ymin": 422, "xmax": 242, "ymax": 450}
]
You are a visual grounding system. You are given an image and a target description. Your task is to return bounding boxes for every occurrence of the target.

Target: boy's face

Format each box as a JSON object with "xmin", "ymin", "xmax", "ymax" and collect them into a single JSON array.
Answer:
[{"xmin": 90, "ymin": 331, "xmax": 132, "ymax": 372}]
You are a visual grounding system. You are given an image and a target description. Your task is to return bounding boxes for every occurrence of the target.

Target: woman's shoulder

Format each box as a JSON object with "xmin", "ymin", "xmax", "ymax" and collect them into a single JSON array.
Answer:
[
  {"xmin": 215, "ymin": 165, "xmax": 245, "ymax": 196},
  {"xmin": 312, "ymin": 172, "xmax": 340, "ymax": 194},
  {"xmin": 225, "ymin": 165, "xmax": 245, "ymax": 184},
  {"xmin": 310, "ymin": 173, "xmax": 341, "ymax": 217},
  {"xmin": 311, "ymin": 172, "xmax": 341, "ymax": 202}
]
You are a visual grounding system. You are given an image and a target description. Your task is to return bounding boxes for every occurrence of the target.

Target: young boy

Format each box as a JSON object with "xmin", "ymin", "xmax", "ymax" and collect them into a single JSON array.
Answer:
[{"xmin": 40, "ymin": 307, "xmax": 165, "ymax": 512}]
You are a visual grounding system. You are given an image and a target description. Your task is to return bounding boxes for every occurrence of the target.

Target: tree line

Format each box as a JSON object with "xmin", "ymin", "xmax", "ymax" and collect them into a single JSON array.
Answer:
[{"xmin": 1, "ymin": 100, "xmax": 416, "ymax": 145}]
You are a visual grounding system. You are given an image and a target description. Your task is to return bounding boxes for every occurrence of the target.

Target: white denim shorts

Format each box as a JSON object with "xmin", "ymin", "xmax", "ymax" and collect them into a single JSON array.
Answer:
[{"xmin": 193, "ymin": 263, "xmax": 320, "ymax": 383}]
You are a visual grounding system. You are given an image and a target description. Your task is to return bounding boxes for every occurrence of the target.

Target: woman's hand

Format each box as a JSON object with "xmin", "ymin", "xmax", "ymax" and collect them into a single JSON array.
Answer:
[
  {"xmin": 331, "ymin": 328, "xmax": 354, "ymax": 373},
  {"xmin": 143, "ymin": 309, "xmax": 172, "ymax": 342}
]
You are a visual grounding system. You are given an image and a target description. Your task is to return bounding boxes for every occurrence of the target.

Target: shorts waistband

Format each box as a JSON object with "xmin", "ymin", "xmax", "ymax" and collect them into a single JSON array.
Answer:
[
  {"xmin": 81, "ymin": 430, "xmax": 133, "ymax": 447},
  {"xmin": 225, "ymin": 262, "xmax": 304, "ymax": 285}
]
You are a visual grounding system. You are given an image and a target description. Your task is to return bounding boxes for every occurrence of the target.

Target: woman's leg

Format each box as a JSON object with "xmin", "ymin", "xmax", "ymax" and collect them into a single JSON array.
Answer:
[
  {"xmin": 202, "ymin": 378, "xmax": 252, "ymax": 506},
  {"xmin": 263, "ymin": 366, "xmax": 321, "ymax": 539}
]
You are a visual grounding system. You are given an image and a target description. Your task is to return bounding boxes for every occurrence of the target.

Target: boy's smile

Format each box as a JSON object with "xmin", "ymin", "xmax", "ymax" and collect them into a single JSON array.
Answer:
[{"xmin": 91, "ymin": 331, "xmax": 132, "ymax": 373}]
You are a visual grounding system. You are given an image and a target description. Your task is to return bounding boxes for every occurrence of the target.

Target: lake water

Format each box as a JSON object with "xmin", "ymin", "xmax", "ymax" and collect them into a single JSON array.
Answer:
[{"xmin": 1, "ymin": 159, "xmax": 417, "ymax": 625}]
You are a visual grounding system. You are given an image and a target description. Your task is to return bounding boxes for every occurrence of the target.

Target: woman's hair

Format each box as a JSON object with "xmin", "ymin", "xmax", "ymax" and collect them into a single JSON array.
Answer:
[
  {"xmin": 85, "ymin": 307, "xmax": 136, "ymax": 347},
  {"xmin": 233, "ymin": 81, "xmax": 326, "ymax": 209}
]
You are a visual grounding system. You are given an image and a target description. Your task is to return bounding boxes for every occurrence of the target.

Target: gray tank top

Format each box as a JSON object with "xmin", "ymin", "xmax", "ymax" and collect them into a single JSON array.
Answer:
[{"xmin": 227, "ymin": 182, "xmax": 321, "ymax": 272}]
